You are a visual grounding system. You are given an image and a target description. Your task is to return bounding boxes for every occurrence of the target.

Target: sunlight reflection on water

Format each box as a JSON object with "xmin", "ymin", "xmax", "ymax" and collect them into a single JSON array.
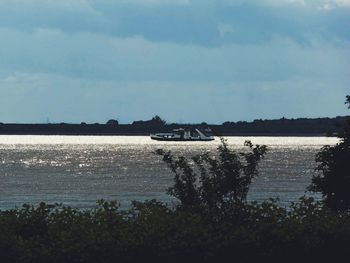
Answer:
[{"xmin": 0, "ymin": 135, "xmax": 339, "ymax": 209}]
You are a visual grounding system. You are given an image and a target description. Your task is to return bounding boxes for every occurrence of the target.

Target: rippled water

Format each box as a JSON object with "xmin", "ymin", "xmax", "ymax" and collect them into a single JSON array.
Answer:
[{"xmin": 0, "ymin": 135, "xmax": 339, "ymax": 210}]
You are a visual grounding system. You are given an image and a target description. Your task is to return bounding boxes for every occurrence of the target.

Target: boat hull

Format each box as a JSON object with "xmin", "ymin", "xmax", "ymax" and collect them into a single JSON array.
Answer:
[
  {"xmin": 151, "ymin": 138, "xmax": 214, "ymax": 141},
  {"xmin": 150, "ymin": 128, "xmax": 214, "ymax": 141},
  {"xmin": 150, "ymin": 135, "xmax": 214, "ymax": 141}
]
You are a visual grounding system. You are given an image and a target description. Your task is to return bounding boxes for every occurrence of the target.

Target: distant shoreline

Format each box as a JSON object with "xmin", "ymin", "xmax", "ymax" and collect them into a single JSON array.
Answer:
[{"xmin": 0, "ymin": 117, "xmax": 348, "ymax": 137}]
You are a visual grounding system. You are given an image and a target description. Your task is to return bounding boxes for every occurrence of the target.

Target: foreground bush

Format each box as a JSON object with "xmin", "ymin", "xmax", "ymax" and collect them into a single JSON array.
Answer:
[
  {"xmin": 0, "ymin": 198, "xmax": 350, "ymax": 263},
  {"xmin": 156, "ymin": 138, "xmax": 267, "ymax": 220},
  {"xmin": 308, "ymin": 95, "xmax": 350, "ymax": 212}
]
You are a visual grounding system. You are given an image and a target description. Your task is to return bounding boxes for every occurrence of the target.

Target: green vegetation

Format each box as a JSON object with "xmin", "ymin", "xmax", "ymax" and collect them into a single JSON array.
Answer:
[
  {"xmin": 0, "ymin": 97, "xmax": 349, "ymax": 262},
  {"xmin": 0, "ymin": 115, "xmax": 349, "ymax": 136},
  {"xmin": 1, "ymin": 198, "xmax": 350, "ymax": 262},
  {"xmin": 220, "ymin": 116, "xmax": 349, "ymax": 135},
  {"xmin": 156, "ymin": 138, "xmax": 267, "ymax": 218},
  {"xmin": 308, "ymin": 96, "xmax": 350, "ymax": 212}
]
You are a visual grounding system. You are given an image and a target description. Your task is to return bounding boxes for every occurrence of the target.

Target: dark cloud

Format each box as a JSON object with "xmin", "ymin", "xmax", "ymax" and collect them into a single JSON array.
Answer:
[{"xmin": 0, "ymin": 0, "xmax": 349, "ymax": 46}]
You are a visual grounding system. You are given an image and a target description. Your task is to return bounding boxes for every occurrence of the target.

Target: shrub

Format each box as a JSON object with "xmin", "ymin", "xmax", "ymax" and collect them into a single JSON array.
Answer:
[
  {"xmin": 156, "ymin": 138, "xmax": 267, "ymax": 219},
  {"xmin": 2, "ymin": 198, "xmax": 350, "ymax": 263},
  {"xmin": 308, "ymin": 96, "xmax": 350, "ymax": 212}
]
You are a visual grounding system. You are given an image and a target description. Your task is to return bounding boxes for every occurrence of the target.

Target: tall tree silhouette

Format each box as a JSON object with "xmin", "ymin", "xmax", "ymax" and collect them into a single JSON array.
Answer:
[
  {"xmin": 151, "ymin": 115, "xmax": 166, "ymax": 126},
  {"xmin": 308, "ymin": 95, "xmax": 350, "ymax": 212}
]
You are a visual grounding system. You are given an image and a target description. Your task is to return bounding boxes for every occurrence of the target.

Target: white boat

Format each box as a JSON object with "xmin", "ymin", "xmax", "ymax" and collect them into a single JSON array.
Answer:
[{"xmin": 150, "ymin": 128, "xmax": 214, "ymax": 141}]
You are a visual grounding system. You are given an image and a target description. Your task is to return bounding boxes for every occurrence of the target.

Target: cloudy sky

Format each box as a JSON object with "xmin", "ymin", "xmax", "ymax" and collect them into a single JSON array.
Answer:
[{"xmin": 0, "ymin": 0, "xmax": 349, "ymax": 124}]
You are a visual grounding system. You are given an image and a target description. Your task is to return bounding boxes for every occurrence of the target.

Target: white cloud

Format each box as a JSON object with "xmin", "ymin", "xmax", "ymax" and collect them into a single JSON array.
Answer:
[
  {"xmin": 262, "ymin": 0, "xmax": 350, "ymax": 8},
  {"xmin": 318, "ymin": 0, "xmax": 350, "ymax": 9},
  {"xmin": 321, "ymin": 0, "xmax": 350, "ymax": 6}
]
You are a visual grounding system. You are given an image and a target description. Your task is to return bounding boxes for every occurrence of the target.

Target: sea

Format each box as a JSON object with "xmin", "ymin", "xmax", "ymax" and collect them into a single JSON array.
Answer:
[{"xmin": 0, "ymin": 135, "xmax": 339, "ymax": 210}]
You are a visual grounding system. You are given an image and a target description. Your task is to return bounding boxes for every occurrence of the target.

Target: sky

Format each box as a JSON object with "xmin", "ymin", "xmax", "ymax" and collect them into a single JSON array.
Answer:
[{"xmin": 0, "ymin": 0, "xmax": 349, "ymax": 124}]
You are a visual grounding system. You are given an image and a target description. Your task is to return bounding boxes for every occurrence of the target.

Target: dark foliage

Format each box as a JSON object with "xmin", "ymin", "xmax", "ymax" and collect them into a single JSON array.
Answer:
[
  {"xmin": 1, "ymin": 198, "xmax": 350, "ymax": 263},
  {"xmin": 132, "ymin": 115, "xmax": 166, "ymax": 126},
  {"xmin": 0, "ymin": 116, "xmax": 349, "ymax": 136},
  {"xmin": 156, "ymin": 138, "xmax": 267, "ymax": 219},
  {"xmin": 106, "ymin": 119, "xmax": 119, "ymax": 125},
  {"xmin": 220, "ymin": 116, "xmax": 349, "ymax": 135},
  {"xmin": 308, "ymin": 96, "xmax": 350, "ymax": 212}
]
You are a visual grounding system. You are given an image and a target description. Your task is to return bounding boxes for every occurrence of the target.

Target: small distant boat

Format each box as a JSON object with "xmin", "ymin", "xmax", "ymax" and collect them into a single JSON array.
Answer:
[{"xmin": 150, "ymin": 128, "xmax": 214, "ymax": 141}]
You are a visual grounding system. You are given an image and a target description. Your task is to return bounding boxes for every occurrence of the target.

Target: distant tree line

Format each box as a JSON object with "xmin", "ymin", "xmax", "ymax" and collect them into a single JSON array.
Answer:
[
  {"xmin": 220, "ymin": 116, "xmax": 349, "ymax": 135},
  {"xmin": 0, "ymin": 115, "xmax": 349, "ymax": 135},
  {"xmin": 131, "ymin": 115, "xmax": 166, "ymax": 126}
]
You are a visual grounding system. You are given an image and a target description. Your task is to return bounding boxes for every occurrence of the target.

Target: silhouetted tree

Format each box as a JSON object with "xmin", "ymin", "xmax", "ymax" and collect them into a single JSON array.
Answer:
[
  {"xmin": 156, "ymin": 138, "xmax": 267, "ymax": 217},
  {"xmin": 308, "ymin": 96, "xmax": 350, "ymax": 212},
  {"xmin": 106, "ymin": 119, "xmax": 119, "ymax": 125},
  {"xmin": 132, "ymin": 115, "xmax": 166, "ymax": 126},
  {"xmin": 151, "ymin": 115, "xmax": 166, "ymax": 126}
]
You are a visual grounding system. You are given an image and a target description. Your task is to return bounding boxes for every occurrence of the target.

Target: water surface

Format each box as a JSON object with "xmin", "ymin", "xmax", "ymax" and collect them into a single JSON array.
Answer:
[{"xmin": 0, "ymin": 135, "xmax": 338, "ymax": 209}]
